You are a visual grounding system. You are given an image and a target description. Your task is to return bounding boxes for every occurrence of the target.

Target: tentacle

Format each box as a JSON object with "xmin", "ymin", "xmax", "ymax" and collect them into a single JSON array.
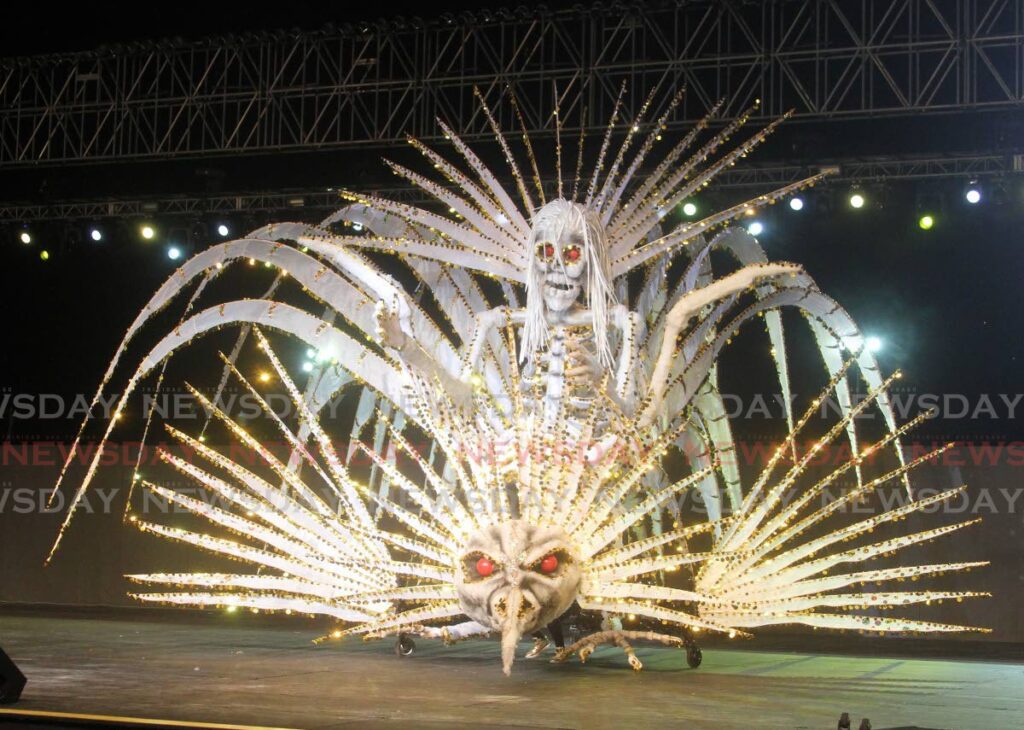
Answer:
[
  {"xmin": 46, "ymin": 301, "xmax": 406, "ymax": 561},
  {"xmin": 611, "ymin": 173, "xmax": 829, "ymax": 277},
  {"xmin": 608, "ymin": 98, "xmax": 725, "ymax": 252},
  {"xmin": 129, "ymin": 591, "xmax": 378, "ymax": 622},
  {"xmin": 615, "ymin": 110, "xmax": 793, "ymax": 253}
]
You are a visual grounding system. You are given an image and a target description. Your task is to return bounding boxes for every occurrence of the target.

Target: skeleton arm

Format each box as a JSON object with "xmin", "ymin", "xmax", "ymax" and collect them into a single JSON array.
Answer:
[
  {"xmin": 375, "ymin": 301, "xmax": 473, "ymax": 406},
  {"xmin": 638, "ymin": 263, "xmax": 801, "ymax": 427},
  {"xmin": 460, "ymin": 307, "xmax": 527, "ymax": 380}
]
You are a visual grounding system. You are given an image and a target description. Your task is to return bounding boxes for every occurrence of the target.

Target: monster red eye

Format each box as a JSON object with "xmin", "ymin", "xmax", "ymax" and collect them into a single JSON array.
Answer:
[
  {"xmin": 565, "ymin": 246, "xmax": 581, "ymax": 262},
  {"xmin": 537, "ymin": 243, "xmax": 554, "ymax": 259},
  {"xmin": 475, "ymin": 557, "xmax": 495, "ymax": 577},
  {"xmin": 539, "ymin": 554, "xmax": 558, "ymax": 574}
]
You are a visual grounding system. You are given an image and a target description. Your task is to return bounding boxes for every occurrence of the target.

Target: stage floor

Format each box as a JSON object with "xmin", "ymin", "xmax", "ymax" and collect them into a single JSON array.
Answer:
[{"xmin": 1, "ymin": 612, "xmax": 1022, "ymax": 729}]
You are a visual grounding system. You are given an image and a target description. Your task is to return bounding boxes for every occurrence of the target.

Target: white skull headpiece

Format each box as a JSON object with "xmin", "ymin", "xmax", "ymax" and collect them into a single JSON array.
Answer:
[{"xmin": 521, "ymin": 199, "xmax": 617, "ymax": 370}]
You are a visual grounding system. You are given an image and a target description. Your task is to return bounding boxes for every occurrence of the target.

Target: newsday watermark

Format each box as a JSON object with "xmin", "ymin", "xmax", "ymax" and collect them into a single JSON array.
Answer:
[
  {"xmin": 1, "ymin": 389, "xmax": 1022, "ymax": 422},
  {"xmin": 2, "ymin": 479, "xmax": 1022, "ymax": 518}
]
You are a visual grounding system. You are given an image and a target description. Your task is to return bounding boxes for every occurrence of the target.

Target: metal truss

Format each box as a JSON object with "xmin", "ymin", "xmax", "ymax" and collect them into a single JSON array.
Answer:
[
  {"xmin": 3, "ymin": 153, "xmax": 1017, "ymax": 223},
  {"xmin": 2, "ymin": 0, "xmax": 1023, "ymax": 167}
]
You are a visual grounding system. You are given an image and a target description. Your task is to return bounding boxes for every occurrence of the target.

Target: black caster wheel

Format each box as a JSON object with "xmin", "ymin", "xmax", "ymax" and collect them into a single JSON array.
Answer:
[
  {"xmin": 395, "ymin": 634, "xmax": 416, "ymax": 656},
  {"xmin": 686, "ymin": 646, "xmax": 702, "ymax": 668}
]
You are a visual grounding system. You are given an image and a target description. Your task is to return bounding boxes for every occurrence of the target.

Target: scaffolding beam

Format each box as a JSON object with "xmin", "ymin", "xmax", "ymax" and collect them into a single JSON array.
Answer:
[
  {"xmin": 2, "ymin": 152, "xmax": 1017, "ymax": 222},
  {"xmin": 2, "ymin": 0, "xmax": 1023, "ymax": 167}
]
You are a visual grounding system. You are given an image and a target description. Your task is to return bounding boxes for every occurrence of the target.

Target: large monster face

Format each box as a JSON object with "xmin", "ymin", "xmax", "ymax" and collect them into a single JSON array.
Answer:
[
  {"xmin": 530, "ymin": 199, "xmax": 597, "ymax": 314},
  {"xmin": 455, "ymin": 520, "xmax": 581, "ymax": 674}
]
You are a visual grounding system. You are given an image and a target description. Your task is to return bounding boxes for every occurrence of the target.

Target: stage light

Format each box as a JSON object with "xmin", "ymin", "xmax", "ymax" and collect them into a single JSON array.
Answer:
[
  {"xmin": 682, "ymin": 202, "xmax": 697, "ymax": 217},
  {"xmin": 849, "ymin": 192, "xmax": 865, "ymax": 209},
  {"xmin": 217, "ymin": 224, "xmax": 230, "ymax": 236},
  {"xmin": 19, "ymin": 231, "xmax": 31, "ymax": 244},
  {"xmin": 90, "ymin": 228, "xmax": 103, "ymax": 242},
  {"xmin": 789, "ymin": 197, "xmax": 804, "ymax": 211},
  {"xmin": 965, "ymin": 187, "xmax": 981, "ymax": 204},
  {"xmin": 141, "ymin": 225, "xmax": 156, "ymax": 240},
  {"xmin": 302, "ymin": 361, "xmax": 314, "ymax": 373},
  {"xmin": 918, "ymin": 214, "xmax": 935, "ymax": 230},
  {"xmin": 306, "ymin": 348, "xmax": 316, "ymax": 359},
  {"xmin": 40, "ymin": 250, "xmax": 50, "ymax": 261},
  {"xmin": 167, "ymin": 246, "xmax": 182, "ymax": 260},
  {"xmin": 258, "ymin": 371, "xmax": 272, "ymax": 383},
  {"xmin": 865, "ymin": 336, "xmax": 883, "ymax": 353},
  {"xmin": 747, "ymin": 221, "xmax": 764, "ymax": 236}
]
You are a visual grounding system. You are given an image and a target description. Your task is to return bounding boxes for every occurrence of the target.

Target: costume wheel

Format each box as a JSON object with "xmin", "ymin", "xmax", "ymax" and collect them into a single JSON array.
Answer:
[
  {"xmin": 395, "ymin": 635, "xmax": 416, "ymax": 656},
  {"xmin": 686, "ymin": 646, "xmax": 702, "ymax": 668}
]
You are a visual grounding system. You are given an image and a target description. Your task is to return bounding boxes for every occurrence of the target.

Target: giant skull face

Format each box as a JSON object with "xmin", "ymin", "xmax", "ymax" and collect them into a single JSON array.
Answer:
[
  {"xmin": 455, "ymin": 520, "xmax": 581, "ymax": 674},
  {"xmin": 530, "ymin": 199, "xmax": 599, "ymax": 314}
]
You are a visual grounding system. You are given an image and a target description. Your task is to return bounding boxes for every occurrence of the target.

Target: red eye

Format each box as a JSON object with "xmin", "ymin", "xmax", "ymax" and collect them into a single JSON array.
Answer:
[
  {"xmin": 565, "ymin": 246, "xmax": 581, "ymax": 262},
  {"xmin": 475, "ymin": 557, "xmax": 495, "ymax": 577},
  {"xmin": 544, "ymin": 244, "xmax": 555, "ymax": 258},
  {"xmin": 539, "ymin": 554, "xmax": 559, "ymax": 574}
]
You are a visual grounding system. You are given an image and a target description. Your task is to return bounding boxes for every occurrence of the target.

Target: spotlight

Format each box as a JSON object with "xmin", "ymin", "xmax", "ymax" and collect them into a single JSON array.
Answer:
[
  {"xmin": 217, "ymin": 224, "xmax": 230, "ymax": 237},
  {"xmin": 918, "ymin": 214, "xmax": 935, "ymax": 230},
  {"xmin": 141, "ymin": 225, "xmax": 156, "ymax": 240},
  {"xmin": 19, "ymin": 231, "xmax": 31, "ymax": 244},
  {"xmin": 306, "ymin": 348, "xmax": 316, "ymax": 359},
  {"xmin": 682, "ymin": 202, "xmax": 697, "ymax": 217},
  {"xmin": 39, "ymin": 250, "xmax": 50, "ymax": 261},
  {"xmin": 849, "ymin": 192, "xmax": 865, "ymax": 209},
  {"xmin": 965, "ymin": 187, "xmax": 981, "ymax": 205},
  {"xmin": 90, "ymin": 228, "xmax": 103, "ymax": 242},
  {"xmin": 167, "ymin": 246, "xmax": 182, "ymax": 260},
  {"xmin": 747, "ymin": 221, "xmax": 764, "ymax": 236},
  {"xmin": 865, "ymin": 336, "xmax": 883, "ymax": 353},
  {"xmin": 258, "ymin": 371, "xmax": 272, "ymax": 383},
  {"xmin": 789, "ymin": 197, "xmax": 804, "ymax": 211},
  {"xmin": 302, "ymin": 361, "xmax": 314, "ymax": 373}
]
